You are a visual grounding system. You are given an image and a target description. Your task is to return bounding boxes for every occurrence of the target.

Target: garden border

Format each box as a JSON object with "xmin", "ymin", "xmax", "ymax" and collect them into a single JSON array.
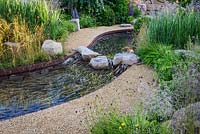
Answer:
[{"xmin": 0, "ymin": 29, "xmax": 133, "ymax": 77}]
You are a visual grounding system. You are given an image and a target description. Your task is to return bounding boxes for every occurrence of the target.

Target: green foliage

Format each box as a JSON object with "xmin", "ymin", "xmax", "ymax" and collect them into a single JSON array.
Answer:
[
  {"xmin": 0, "ymin": 0, "xmax": 49, "ymax": 29},
  {"xmin": 112, "ymin": 0, "xmax": 129, "ymax": 24},
  {"xmin": 134, "ymin": 16, "xmax": 151, "ymax": 34},
  {"xmin": 179, "ymin": 0, "xmax": 191, "ymax": 7},
  {"xmin": 168, "ymin": 0, "xmax": 191, "ymax": 7},
  {"xmin": 0, "ymin": 0, "xmax": 72, "ymax": 40},
  {"xmin": 96, "ymin": 6, "xmax": 115, "ymax": 26},
  {"xmin": 0, "ymin": 0, "xmax": 76, "ymax": 69},
  {"xmin": 45, "ymin": 13, "xmax": 76, "ymax": 40},
  {"xmin": 133, "ymin": 5, "xmax": 141, "ymax": 18},
  {"xmin": 147, "ymin": 10, "xmax": 200, "ymax": 49},
  {"xmin": 90, "ymin": 110, "xmax": 171, "ymax": 134},
  {"xmin": 170, "ymin": 53, "xmax": 200, "ymax": 110},
  {"xmin": 136, "ymin": 43, "xmax": 179, "ymax": 81},
  {"xmin": 127, "ymin": 16, "xmax": 135, "ymax": 23},
  {"xmin": 104, "ymin": 0, "xmax": 129, "ymax": 24},
  {"xmin": 62, "ymin": 0, "xmax": 138, "ymax": 26},
  {"xmin": 126, "ymin": 4, "xmax": 141, "ymax": 23},
  {"xmin": 0, "ymin": 17, "xmax": 50, "ymax": 69},
  {"xmin": 61, "ymin": 0, "xmax": 104, "ymax": 15},
  {"xmin": 80, "ymin": 14, "xmax": 96, "ymax": 28},
  {"xmin": 64, "ymin": 20, "xmax": 77, "ymax": 33}
]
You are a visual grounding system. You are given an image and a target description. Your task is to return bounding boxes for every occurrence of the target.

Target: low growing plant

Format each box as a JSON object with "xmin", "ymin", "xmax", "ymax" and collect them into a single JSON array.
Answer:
[
  {"xmin": 90, "ymin": 109, "xmax": 171, "ymax": 134},
  {"xmin": 80, "ymin": 14, "xmax": 96, "ymax": 28},
  {"xmin": 136, "ymin": 43, "xmax": 179, "ymax": 81},
  {"xmin": 170, "ymin": 54, "xmax": 200, "ymax": 110}
]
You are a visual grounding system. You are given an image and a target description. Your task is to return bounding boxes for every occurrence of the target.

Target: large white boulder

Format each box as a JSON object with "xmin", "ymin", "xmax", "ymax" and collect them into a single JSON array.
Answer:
[
  {"xmin": 113, "ymin": 53, "xmax": 139, "ymax": 66},
  {"xmin": 89, "ymin": 56, "xmax": 109, "ymax": 69},
  {"xmin": 75, "ymin": 46, "xmax": 101, "ymax": 61},
  {"xmin": 42, "ymin": 40, "xmax": 63, "ymax": 56}
]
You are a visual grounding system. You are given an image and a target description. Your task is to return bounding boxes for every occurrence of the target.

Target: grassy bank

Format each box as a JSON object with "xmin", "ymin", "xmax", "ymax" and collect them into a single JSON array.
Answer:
[{"xmin": 0, "ymin": 0, "xmax": 76, "ymax": 69}]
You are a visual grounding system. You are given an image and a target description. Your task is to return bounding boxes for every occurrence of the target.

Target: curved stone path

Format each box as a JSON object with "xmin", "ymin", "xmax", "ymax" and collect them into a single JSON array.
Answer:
[
  {"xmin": 64, "ymin": 25, "xmax": 133, "ymax": 53},
  {"xmin": 0, "ymin": 25, "xmax": 156, "ymax": 134}
]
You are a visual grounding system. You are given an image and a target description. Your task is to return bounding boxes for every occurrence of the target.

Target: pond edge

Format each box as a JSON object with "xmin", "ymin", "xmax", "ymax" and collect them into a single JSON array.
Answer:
[{"xmin": 0, "ymin": 28, "xmax": 133, "ymax": 77}]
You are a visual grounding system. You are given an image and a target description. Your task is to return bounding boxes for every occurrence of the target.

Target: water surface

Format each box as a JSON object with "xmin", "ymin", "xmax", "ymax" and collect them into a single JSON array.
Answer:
[{"xmin": 0, "ymin": 33, "xmax": 133, "ymax": 120}]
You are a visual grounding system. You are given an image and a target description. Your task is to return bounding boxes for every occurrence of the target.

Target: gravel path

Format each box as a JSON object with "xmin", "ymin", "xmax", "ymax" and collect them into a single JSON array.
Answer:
[
  {"xmin": 0, "ymin": 25, "xmax": 155, "ymax": 134},
  {"xmin": 64, "ymin": 25, "xmax": 133, "ymax": 53}
]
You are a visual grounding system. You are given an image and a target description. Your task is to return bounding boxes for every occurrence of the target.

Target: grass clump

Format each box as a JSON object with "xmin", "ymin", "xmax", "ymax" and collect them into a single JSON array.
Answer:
[
  {"xmin": 0, "ymin": 0, "xmax": 76, "ymax": 40},
  {"xmin": 0, "ymin": 0, "xmax": 77, "ymax": 69},
  {"xmin": 90, "ymin": 110, "xmax": 171, "ymax": 134},
  {"xmin": 147, "ymin": 10, "xmax": 200, "ymax": 49},
  {"xmin": 0, "ymin": 0, "xmax": 50, "ymax": 29},
  {"xmin": 137, "ymin": 42, "xmax": 179, "ymax": 81},
  {"xmin": 0, "ymin": 17, "xmax": 50, "ymax": 69}
]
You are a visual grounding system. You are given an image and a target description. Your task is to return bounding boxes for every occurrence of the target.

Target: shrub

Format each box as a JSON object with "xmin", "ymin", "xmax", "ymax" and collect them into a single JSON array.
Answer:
[
  {"xmin": 44, "ymin": 13, "xmax": 76, "ymax": 40},
  {"xmin": 90, "ymin": 110, "xmax": 171, "ymax": 134},
  {"xmin": 147, "ymin": 10, "xmax": 200, "ymax": 49},
  {"xmin": 96, "ymin": 6, "xmax": 115, "ymax": 26},
  {"xmin": 127, "ymin": 16, "xmax": 135, "ymax": 23},
  {"xmin": 134, "ymin": 16, "xmax": 151, "ymax": 34},
  {"xmin": 132, "ymin": 5, "xmax": 141, "ymax": 18},
  {"xmin": 64, "ymin": 20, "xmax": 77, "ymax": 33},
  {"xmin": 136, "ymin": 43, "xmax": 179, "ymax": 81},
  {"xmin": 170, "ymin": 54, "xmax": 200, "ymax": 110},
  {"xmin": 104, "ymin": 0, "xmax": 129, "ymax": 24},
  {"xmin": 62, "ymin": 0, "xmax": 133, "ymax": 26},
  {"xmin": 80, "ymin": 14, "xmax": 96, "ymax": 28},
  {"xmin": 61, "ymin": 0, "xmax": 104, "ymax": 15}
]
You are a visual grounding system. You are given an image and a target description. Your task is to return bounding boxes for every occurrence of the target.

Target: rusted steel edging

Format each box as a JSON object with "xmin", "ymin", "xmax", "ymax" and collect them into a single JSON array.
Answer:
[{"xmin": 0, "ymin": 28, "xmax": 133, "ymax": 77}]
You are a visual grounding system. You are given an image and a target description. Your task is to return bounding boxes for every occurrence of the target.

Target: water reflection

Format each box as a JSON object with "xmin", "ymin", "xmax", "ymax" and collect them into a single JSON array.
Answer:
[{"xmin": 0, "ymin": 33, "xmax": 133, "ymax": 120}]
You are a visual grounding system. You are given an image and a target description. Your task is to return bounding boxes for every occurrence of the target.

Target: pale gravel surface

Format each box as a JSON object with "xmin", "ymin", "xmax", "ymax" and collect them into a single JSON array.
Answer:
[
  {"xmin": 64, "ymin": 25, "xmax": 133, "ymax": 53},
  {"xmin": 0, "ymin": 25, "xmax": 156, "ymax": 134}
]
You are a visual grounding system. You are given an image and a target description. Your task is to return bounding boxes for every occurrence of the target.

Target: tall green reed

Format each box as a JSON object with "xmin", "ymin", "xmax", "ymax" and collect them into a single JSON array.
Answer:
[
  {"xmin": 147, "ymin": 10, "xmax": 200, "ymax": 49},
  {"xmin": 0, "ymin": 0, "xmax": 49, "ymax": 28},
  {"xmin": 0, "ymin": 0, "xmax": 73, "ymax": 40}
]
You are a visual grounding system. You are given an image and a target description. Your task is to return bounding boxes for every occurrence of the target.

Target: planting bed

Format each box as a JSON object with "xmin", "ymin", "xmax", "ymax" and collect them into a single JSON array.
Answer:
[{"xmin": 0, "ymin": 32, "xmax": 133, "ymax": 120}]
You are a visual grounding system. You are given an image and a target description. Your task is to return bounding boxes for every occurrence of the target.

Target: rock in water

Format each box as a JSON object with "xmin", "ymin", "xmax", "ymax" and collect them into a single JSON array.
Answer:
[
  {"xmin": 89, "ymin": 56, "xmax": 109, "ymax": 69},
  {"xmin": 42, "ymin": 40, "xmax": 63, "ymax": 56},
  {"xmin": 75, "ymin": 46, "xmax": 101, "ymax": 61},
  {"xmin": 113, "ymin": 53, "xmax": 139, "ymax": 66}
]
